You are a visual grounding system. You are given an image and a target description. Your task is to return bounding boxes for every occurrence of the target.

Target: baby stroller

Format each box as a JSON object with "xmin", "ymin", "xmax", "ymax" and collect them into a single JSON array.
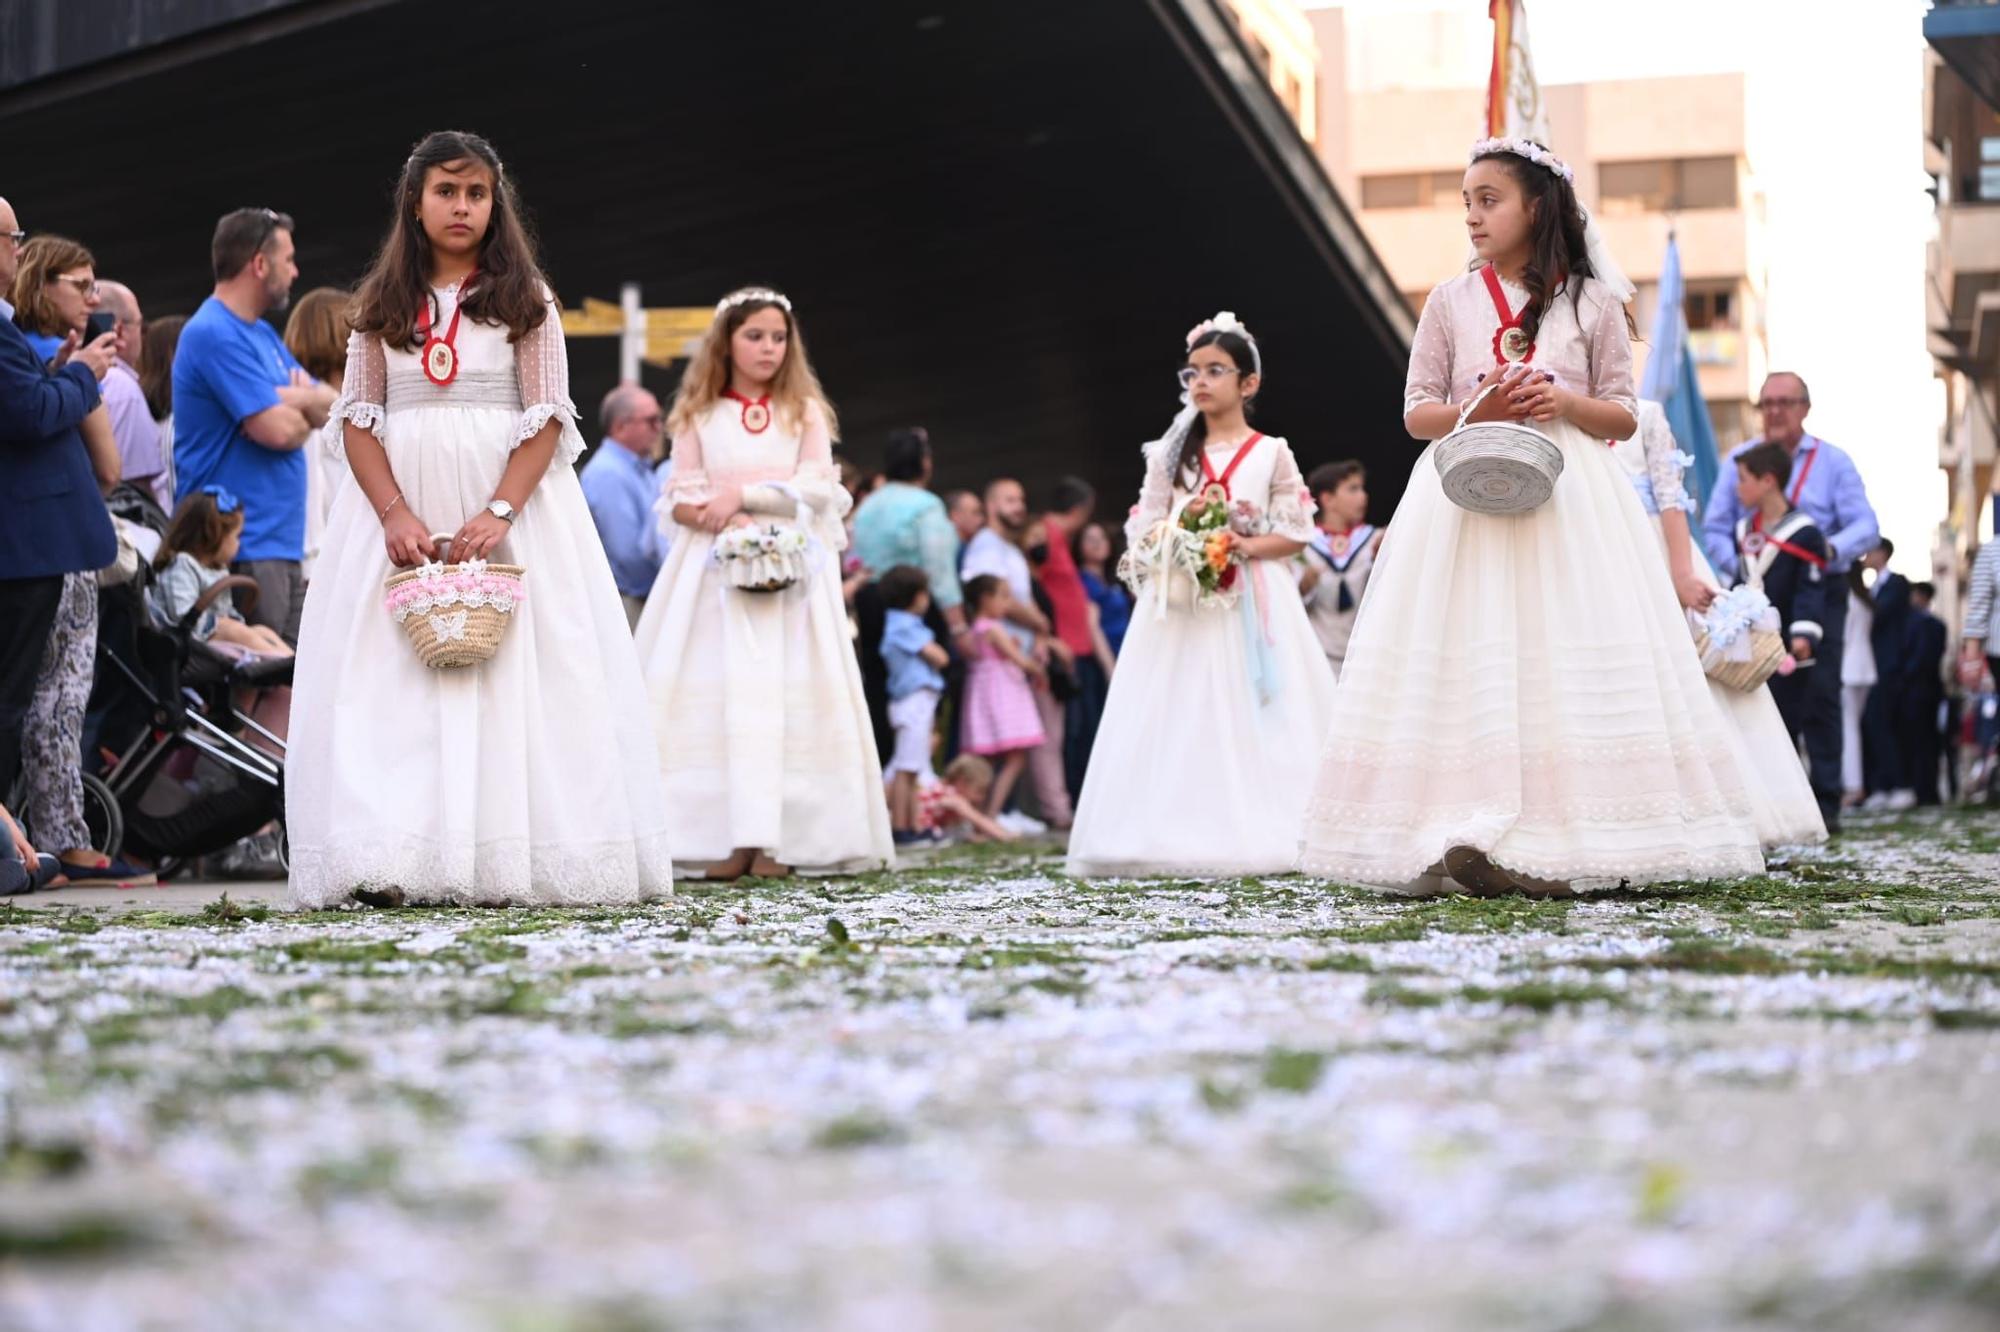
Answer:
[{"xmin": 89, "ymin": 517, "xmax": 291, "ymax": 880}]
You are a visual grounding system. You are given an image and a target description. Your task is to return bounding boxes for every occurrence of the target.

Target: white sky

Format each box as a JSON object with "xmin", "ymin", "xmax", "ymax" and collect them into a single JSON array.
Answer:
[{"xmin": 1307, "ymin": 0, "xmax": 1943, "ymax": 567}]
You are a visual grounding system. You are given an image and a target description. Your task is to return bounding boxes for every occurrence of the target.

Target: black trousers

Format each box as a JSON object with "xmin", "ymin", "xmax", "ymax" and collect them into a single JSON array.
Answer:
[
  {"xmin": 1064, "ymin": 654, "xmax": 1108, "ymax": 799},
  {"xmin": 1801, "ymin": 591, "xmax": 1848, "ymax": 821},
  {"xmin": 0, "ymin": 575, "xmax": 64, "ymax": 807}
]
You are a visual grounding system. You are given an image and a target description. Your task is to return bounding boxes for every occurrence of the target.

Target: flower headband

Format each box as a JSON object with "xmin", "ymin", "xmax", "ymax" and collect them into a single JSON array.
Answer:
[
  {"xmin": 716, "ymin": 287, "xmax": 793, "ymax": 315},
  {"xmin": 1185, "ymin": 310, "xmax": 1261, "ymax": 376},
  {"xmin": 1470, "ymin": 136, "xmax": 1574, "ymax": 184}
]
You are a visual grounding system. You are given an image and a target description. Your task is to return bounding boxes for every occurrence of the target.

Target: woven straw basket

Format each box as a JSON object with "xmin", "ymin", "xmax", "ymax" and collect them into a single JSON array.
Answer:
[
  {"xmin": 383, "ymin": 534, "xmax": 527, "ymax": 670},
  {"xmin": 1696, "ymin": 625, "xmax": 1788, "ymax": 692},
  {"xmin": 1434, "ymin": 378, "xmax": 1564, "ymax": 516}
]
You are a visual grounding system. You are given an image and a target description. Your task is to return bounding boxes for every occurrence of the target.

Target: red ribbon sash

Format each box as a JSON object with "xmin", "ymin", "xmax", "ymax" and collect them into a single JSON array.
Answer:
[
  {"xmin": 1482, "ymin": 264, "xmax": 1534, "ymax": 366},
  {"xmin": 1747, "ymin": 512, "xmax": 1826, "ymax": 569},
  {"xmin": 416, "ymin": 267, "xmax": 476, "ymax": 387},
  {"xmin": 1198, "ymin": 432, "xmax": 1263, "ymax": 499}
]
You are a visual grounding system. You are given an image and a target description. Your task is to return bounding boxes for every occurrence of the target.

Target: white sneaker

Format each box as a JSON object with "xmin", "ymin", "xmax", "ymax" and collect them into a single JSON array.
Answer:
[
  {"xmin": 995, "ymin": 810, "xmax": 1049, "ymax": 836},
  {"xmin": 1861, "ymin": 792, "xmax": 1893, "ymax": 812},
  {"xmin": 1884, "ymin": 789, "xmax": 1918, "ymax": 812}
]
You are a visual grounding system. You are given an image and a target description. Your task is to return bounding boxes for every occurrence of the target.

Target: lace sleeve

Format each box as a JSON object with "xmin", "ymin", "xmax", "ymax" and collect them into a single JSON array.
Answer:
[
  {"xmin": 1639, "ymin": 403, "xmax": 1692, "ymax": 513},
  {"xmin": 1403, "ymin": 286, "xmax": 1453, "ymax": 416},
  {"xmin": 1587, "ymin": 285, "xmax": 1639, "ymax": 422},
  {"xmin": 1122, "ymin": 447, "xmax": 1175, "ymax": 550},
  {"xmin": 515, "ymin": 296, "xmax": 586, "ymax": 466},
  {"xmin": 1264, "ymin": 441, "xmax": 1316, "ymax": 541},
  {"xmin": 663, "ymin": 428, "xmax": 709, "ymax": 508},
  {"xmin": 742, "ymin": 401, "xmax": 850, "ymax": 550},
  {"xmin": 326, "ymin": 331, "xmax": 385, "ymax": 458}
]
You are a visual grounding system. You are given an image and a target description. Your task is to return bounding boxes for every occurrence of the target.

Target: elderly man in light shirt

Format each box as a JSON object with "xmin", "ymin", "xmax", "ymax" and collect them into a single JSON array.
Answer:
[
  {"xmin": 580, "ymin": 383, "xmax": 668, "ymax": 627},
  {"xmin": 95, "ymin": 280, "xmax": 169, "ymax": 509}
]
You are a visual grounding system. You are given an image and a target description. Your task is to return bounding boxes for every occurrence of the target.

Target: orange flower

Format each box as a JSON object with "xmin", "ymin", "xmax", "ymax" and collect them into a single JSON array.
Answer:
[{"xmin": 1204, "ymin": 531, "xmax": 1233, "ymax": 572}]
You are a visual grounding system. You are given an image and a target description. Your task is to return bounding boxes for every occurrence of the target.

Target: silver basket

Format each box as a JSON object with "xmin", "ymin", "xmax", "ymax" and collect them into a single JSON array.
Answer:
[{"xmin": 1433, "ymin": 378, "xmax": 1564, "ymax": 516}]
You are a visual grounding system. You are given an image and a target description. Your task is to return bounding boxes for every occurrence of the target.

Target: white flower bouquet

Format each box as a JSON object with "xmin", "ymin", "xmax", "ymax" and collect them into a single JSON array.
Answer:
[{"xmin": 712, "ymin": 523, "xmax": 812, "ymax": 593}]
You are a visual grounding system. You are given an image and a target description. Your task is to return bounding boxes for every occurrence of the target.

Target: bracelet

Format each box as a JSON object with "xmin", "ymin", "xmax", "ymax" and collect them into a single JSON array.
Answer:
[{"xmin": 378, "ymin": 493, "xmax": 406, "ymax": 521}]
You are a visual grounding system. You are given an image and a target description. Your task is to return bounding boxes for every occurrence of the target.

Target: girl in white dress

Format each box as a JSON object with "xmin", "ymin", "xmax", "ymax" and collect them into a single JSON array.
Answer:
[
  {"xmin": 633, "ymin": 287, "xmax": 892, "ymax": 880},
  {"xmin": 1615, "ymin": 401, "xmax": 1825, "ymax": 848},
  {"xmin": 288, "ymin": 130, "xmax": 674, "ymax": 907},
  {"xmin": 1066, "ymin": 314, "xmax": 1338, "ymax": 878},
  {"xmin": 1299, "ymin": 139, "xmax": 1763, "ymax": 895}
]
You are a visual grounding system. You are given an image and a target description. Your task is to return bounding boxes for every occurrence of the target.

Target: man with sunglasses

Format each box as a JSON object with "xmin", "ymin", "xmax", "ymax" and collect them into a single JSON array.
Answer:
[
  {"xmin": 1703, "ymin": 372, "xmax": 1881, "ymax": 833},
  {"xmin": 172, "ymin": 207, "xmax": 334, "ymax": 645},
  {"xmin": 0, "ymin": 195, "xmax": 118, "ymax": 830},
  {"xmin": 582, "ymin": 383, "xmax": 669, "ymax": 628}
]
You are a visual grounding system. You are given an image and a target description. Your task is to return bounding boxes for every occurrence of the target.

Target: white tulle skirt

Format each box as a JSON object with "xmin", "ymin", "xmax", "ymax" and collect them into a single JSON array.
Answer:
[
  {"xmin": 1067, "ymin": 560, "xmax": 1338, "ymax": 878},
  {"xmin": 1299, "ymin": 420, "xmax": 1765, "ymax": 890},
  {"xmin": 1652, "ymin": 525, "xmax": 1827, "ymax": 849},
  {"xmin": 286, "ymin": 404, "xmax": 675, "ymax": 908}
]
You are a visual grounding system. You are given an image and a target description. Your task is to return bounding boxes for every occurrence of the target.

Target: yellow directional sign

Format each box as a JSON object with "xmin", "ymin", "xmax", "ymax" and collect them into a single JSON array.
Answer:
[{"xmin": 559, "ymin": 297, "xmax": 714, "ymax": 363}]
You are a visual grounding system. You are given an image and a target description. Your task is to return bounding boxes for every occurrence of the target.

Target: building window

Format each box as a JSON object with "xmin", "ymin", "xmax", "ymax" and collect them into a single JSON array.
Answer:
[
  {"xmin": 1598, "ymin": 157, "xmax": 1738, "ymax": 213},
  {"xmin": 1361, "ymin": 170, "xmax": 1466, "ymax": 210},
  {"xmin": 1982, "ymin": 136, "xmax": 2000, "ymax": 202},
  {"xmin": 1685, "ymin": 282, "xmax": 1738, "ymax": 331}
]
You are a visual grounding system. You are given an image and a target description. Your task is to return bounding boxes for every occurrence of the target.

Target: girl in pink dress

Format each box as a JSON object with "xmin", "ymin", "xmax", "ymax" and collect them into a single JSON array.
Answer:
[{"xmin": 958, "ymin": 573, "xmax": 1046, "ymax": 817}]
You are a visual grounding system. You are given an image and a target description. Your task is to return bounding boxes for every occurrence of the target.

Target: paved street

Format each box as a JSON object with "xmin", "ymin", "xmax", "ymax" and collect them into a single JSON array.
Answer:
[{"xmin": 3, "ymin": 811, "xmax": 1997, "ymax": 1330}]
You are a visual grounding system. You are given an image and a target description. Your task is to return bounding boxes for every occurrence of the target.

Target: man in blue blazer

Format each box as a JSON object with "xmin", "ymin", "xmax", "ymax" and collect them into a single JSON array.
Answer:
[{"xmin": 0, "ymin": 196, "xmax": 119, "ymax": 805}]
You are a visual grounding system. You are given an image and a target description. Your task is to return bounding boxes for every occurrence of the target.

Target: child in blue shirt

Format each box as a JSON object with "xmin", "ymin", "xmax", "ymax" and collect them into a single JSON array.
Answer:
[{"xmin": 878, "ymin": 564, "xmax": 950, "ymax": 844}]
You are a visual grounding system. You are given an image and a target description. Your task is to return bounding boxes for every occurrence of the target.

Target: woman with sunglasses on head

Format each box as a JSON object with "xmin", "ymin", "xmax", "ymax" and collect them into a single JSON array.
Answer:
[
  {"xmin": 1064, "ymin": 314, "xmax": 1337, "ymax": 879},
  {"xmin": 6, "ymin": 235, "xmax": 152, "ymax": 885}
]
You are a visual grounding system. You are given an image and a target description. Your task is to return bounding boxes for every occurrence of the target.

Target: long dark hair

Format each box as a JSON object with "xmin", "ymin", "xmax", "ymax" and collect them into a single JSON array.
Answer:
[
  {"xmin": 1470, "ymin": 146, "xmax": 1615, "ymax": 346},
  {"xmin": 1175, "ymin": 329, "xmax": 1258, "ymax": 486},
  {"xmin": 348, "ymin": 130, "xmax": 551, "ymax": 351}
]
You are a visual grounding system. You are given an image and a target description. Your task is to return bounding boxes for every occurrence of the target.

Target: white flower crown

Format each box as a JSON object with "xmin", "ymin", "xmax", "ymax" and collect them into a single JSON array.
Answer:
[
  {"xmin": 717, "ymin": 287, "xmax": 793, "ymax": 315},
  {"xmin": 1185, "ymin": 310, "xmax": 1262, "ymax": 375},
  {"xmin": 1470, "ymin": 136, "xmax": 1575, "ymax": 184}
]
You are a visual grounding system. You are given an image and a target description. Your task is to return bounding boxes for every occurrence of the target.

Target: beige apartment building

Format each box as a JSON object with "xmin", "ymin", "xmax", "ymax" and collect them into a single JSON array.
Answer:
[
  {"xmin": 1222, "ymin": 0, "xmax": 1321, "ymax": 146},
  {"xmin": 1304, "ymin": 6, "xmax": 1769, "ymax": 449},
  {"xmin": 1925, "ymin": 41, "xmax": 2000, "ymax": 613}
]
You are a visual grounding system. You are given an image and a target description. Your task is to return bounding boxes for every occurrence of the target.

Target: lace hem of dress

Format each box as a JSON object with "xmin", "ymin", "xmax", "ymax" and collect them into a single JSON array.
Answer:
[
  {"xmin": 665, "ymin": 468, "xmax": 714, "ymax": 508},
  {"xmin": 287, "ymin": 830, "xmax": 675, "ymax": 908},
  {"xmin": 518, "ymin": 401, "xmax": 586, "ymax": 466},
  {"xmin": 326, "ymin": 396, "xmax": 385, "ymax": 457},
  {"xmin": 1301, "ymin": 840, "xmax": 1765, "ymax": 891}
]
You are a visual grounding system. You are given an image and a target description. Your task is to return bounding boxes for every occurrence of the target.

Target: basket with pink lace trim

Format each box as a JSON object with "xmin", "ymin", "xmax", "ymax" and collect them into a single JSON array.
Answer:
[{"xmin": 383, "ymin": 535, "xmax": 527, "ymax": 669}]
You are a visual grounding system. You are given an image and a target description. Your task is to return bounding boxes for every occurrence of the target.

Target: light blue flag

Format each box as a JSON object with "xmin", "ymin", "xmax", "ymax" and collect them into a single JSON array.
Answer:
[{"xmin": 1640, "ymin": 233, "xmax": 1721, "ymax": 516}]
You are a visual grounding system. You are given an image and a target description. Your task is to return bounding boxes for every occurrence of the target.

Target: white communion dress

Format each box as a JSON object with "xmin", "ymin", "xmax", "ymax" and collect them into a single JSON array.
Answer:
[
  {"xmin": 632, "ymin": 399, "xmax": 893, "ymax": 872},
  {"xmin": 1613, "ymin": 401, "xmax": 1826, "ymax": 848},
  {"xmin": 1066, "ymin": 431, "xmax": 1339, "ymax": 878},
  {"xmin": 287, "ymin": 288, "xmax": 675, "ymax": 907},
  {"xmin": 1298, "ymin": 269, "xmax": 1764, "ymax": 890}
]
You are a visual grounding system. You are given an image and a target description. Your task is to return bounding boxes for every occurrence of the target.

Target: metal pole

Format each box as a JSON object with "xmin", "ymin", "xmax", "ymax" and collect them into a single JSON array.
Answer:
[{"xmin": 620, "ymin": 281, "xmax": 642, "ymax": 383}]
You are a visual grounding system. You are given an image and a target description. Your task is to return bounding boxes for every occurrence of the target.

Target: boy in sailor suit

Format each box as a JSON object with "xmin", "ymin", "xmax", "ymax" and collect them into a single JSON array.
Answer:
[
  {"xmin": 1733, "ymin": 441, "xmax": 1832, "ymax": 747},
  {"xmin": 1298, "ymin": 460, "xmax": 1379, "ymax": 679}
]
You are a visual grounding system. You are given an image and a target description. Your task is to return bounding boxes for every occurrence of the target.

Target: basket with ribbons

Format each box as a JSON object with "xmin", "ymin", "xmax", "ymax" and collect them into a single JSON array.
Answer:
[
  {"xmin": 1691, "ymin": 585, "xmax": 1790, "ymax": 692},
  {"xmin": 383, "ymin": 534, "xmax": 527, "ymax": 669}
]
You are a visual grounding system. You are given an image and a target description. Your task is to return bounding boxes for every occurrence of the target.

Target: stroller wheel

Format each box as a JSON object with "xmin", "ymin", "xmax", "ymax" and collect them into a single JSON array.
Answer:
[
  {"xmin": 81, "ymin": 773, "xmax": 124, "ymax": 860},
  {"xmin": 277, "ymin": 822, "xmax": 290, "ymax": 873}
]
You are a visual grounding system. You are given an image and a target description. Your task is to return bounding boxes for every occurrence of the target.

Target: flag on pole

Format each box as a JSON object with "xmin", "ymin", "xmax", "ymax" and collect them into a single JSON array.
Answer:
[
  {"xmin": 1640, "ymin": 233, "xmax": 1722, "ymax": 514},
  {"xmin": 1487, "ymin": 0, "xmax": 1551, "ymax": 143}
]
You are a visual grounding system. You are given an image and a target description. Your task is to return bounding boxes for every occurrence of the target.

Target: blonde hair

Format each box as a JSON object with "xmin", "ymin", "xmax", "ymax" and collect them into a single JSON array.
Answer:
[
  {"xmin": 9, "ymin": 235, "xmax": 95, "ymax": 337},
  {"xmin": 284, "ymin": 287, "xmax": 352, "ymax": 383},
  {"xmin": 942, "ymin": 754, "xmax": 994, "ymax": 789},
  {"xmin": 668, "ymin": 287, "xmax": 837, "ymax": 440}
]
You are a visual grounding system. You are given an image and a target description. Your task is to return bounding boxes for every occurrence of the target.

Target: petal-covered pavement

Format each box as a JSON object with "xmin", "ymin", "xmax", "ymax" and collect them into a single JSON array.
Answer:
[{"xmin": 3, "ymin": 812, "xmax": 1997, "ymax": 1330}]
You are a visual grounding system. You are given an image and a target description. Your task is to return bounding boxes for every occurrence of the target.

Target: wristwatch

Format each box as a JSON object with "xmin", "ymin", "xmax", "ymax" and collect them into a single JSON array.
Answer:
[{"xmin": 486, "ymin": 500, "xmax": 517, "ymax": 523}]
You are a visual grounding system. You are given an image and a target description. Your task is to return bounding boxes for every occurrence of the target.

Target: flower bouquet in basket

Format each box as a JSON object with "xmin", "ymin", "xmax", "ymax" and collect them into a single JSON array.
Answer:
[
  {"xmin": 712, "ymin": 522, "xmax": 812, "ymax": 593},
  {"xmin": 1690, "ymin": 584, "xmax": 1794, "ymax": 692},
  {"xmin": 1119, "ymin": 484, "xmax": 1250, "ymax": 611}
]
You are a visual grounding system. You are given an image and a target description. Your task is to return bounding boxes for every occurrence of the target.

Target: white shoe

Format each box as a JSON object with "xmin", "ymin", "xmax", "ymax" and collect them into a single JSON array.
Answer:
[
  {"xmin": 1861, "ymin": 792, "xmax": 1893, "ymax": 812},
  {"xmin": 996, "ymin": 810, "xmax": 1048, "ymax": 836},
  {"xmin": 1884, "ymin": 789, "xmax": 1918, "ymax": 812}
]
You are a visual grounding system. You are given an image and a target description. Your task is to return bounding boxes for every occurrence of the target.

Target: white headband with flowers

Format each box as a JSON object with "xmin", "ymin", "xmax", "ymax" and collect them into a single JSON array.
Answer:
[
  {"xmin": 1470, "ymin": 136, "xmax": 1575, "ymax": 184},
  {"xmin": 716, "ymin": 287, "xmax": 793, "ymax": 315},
  {"xmin": 1186, "ymin": 310, "xmax": 1261, "ymax": 377}
]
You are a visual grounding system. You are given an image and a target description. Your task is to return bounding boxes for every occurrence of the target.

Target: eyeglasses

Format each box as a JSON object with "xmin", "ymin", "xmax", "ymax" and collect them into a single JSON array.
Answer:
[
  {"xmin": 633, "ymin": 412, "xmax": 664, "ymax": 428},
  {"xmin": 4, "ymin": 230, "xmax": 24, "ymax": 248},
  {"xmin": 1756, "ymin": 396, "xmax": 1808, "ymax": 410},
  {"xmin": 1177, "ymin": 365, "xmax": 1242, "ymax": 389},
  {"xmin": 50, "ymin": 274, "xmax": 98, "ymax": 299}
]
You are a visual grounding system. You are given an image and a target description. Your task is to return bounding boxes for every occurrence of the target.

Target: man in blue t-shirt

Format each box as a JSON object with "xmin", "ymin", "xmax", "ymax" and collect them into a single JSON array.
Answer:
[{"xmin": 173, "ymin": 207, "xmax": 334, "ymax": 643}]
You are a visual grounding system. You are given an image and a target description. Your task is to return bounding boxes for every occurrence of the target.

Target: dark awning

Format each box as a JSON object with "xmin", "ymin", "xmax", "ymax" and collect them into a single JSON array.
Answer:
[{"xmin": 1, "ymin": 0, "xmax": 1415, "ymax": 511}]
